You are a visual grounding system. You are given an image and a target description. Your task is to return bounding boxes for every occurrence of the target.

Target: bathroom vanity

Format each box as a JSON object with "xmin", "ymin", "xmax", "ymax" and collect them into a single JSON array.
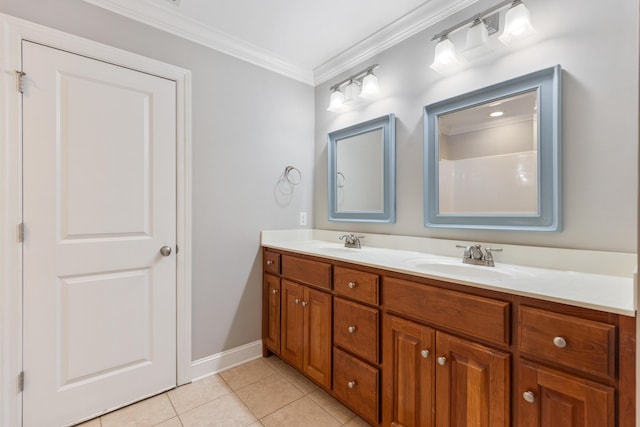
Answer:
[{"xmin": 261, "ymin": 230, "xmax": 636, "ymax": 427}]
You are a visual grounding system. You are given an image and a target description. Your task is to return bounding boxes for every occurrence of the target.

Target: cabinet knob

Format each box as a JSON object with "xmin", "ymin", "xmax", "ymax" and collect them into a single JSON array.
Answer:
[
  {"xmin": 523, "ymin": 391, "xmax": 536, "ymax": 403},
  {"xmin": 437, "ymin": 356, "xmax": 447, "ymax": 366},
  {"xmin": 347, "ymin": 381, "xmax": 356, "ymax": 389},
  {"xmin": 420, "ymin": 349, "xmax": 430, "ymax": 359},
  {"xmin": 266, "ymin": 260, "xmax": 274, "ymax": 266},
  {"xmin": 348, "ymin": 281, "xmax": 357, "ymax": 289},
  {"xmin": 347, "ymin": 326, "xmax": 356, "ymax": 334},
  {"xmin": 301, "ymin": 301, "xmax": 308, "ymax": 307},
  {"xmin": 272, "ymin": 289, "xmax": 279, "ymax": 295},
  {"xmin": 553, "ymin": 336, "xmax": 567, "ymax": 348},
  {"xmin": 295, "ymin": 298, "xmax": 301, "ymax": 304}
]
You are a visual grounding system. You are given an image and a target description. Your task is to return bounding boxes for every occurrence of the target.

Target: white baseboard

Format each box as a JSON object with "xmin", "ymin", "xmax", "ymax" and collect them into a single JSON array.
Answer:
[{"xmin": 190, "ymin": 340, "xmax": 263, "ymax": 382}]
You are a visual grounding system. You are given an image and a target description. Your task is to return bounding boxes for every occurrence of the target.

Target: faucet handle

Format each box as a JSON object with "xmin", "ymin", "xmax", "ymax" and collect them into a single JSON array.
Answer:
[
  {"xmin": 456, "ymin": 244, "xmax": 473, "ymax": 258},
  {"xmin": 485, "ymin": 247, "xmax": 503, "ymax": 261}
]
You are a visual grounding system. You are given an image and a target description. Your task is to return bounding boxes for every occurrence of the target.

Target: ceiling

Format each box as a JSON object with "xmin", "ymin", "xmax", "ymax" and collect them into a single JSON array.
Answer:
[{"xmin": 82, "ymin": 0, "xmax": 478, "ymax": 85}]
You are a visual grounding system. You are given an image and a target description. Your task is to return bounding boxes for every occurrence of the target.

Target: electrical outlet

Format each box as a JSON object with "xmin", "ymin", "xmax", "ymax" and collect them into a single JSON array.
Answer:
[{"xmin": 299, "ymin": 211, "xmax": 307, "ymax": 226}]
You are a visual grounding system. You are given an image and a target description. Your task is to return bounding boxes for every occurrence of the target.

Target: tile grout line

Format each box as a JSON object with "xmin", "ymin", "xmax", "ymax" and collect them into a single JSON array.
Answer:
[{"xmin": 163, "ymin": 391, "xmax": 185, "ymax": 427}]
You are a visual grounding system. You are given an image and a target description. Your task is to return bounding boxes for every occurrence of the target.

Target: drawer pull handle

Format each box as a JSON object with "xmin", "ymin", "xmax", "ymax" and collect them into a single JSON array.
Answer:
[
  {"xmin": 301, "ymin": 301, "xmax": 308, "ymax": 307},
  {"xmin": 347, "ymin": 381, "xmax": 356, "ymax": 389},
  {"xmin": 348, "ymin": 281, "xmax": 357, "ymax": 289},
  {"xmin": 437, "ymin": 356, "xmax": 447, "ymax": 366},
  {"xmin": 523, "ymin": 391, "xmax": 536, "ymax": 403},
  {"xmin": 553, "ymin": 336, "xmax": 567, "ymax": 348},
  {"xmin": 295, "ymin": 298, "xmax": 301, "ymax": 304},
  {"xmin": 272, "ymin": 289, "xmax": 279, "ymax": 295},
  {"xmin": 266, "ymin": 260, "xmax": 274, "ymax": 266},
  {"xmin": 420, "ymin": 349, "xmax": 430, "ymax": 359},
  {"xmin": 348, "ymin": 326, "xmax": 356, "ymax": 334}
]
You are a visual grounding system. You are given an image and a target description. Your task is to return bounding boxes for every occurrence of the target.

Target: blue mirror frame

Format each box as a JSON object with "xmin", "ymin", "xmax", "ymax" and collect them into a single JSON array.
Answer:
[
  {"xmin": 424, "ymin": 65, "xmax": 561, "ymax": 231},
  {"xmin": 328, "ymin": 114, "xmax": 396, "ymax": 223}
]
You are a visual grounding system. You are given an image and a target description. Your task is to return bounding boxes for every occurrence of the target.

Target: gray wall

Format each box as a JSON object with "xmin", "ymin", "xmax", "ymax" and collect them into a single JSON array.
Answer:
[
  {"xmin": 315, "ymin": 0, "xmax": 639, "ymax": 253},
  {"xmin": 0, "ymin": 0, "xmax": 314, "ymax": 360}
]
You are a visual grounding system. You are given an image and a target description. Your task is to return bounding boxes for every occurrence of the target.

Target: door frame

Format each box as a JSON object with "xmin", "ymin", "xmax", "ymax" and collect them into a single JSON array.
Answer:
[{"xmin": 0, "ymin": 13, "xmax": 193, "ymax": 427}]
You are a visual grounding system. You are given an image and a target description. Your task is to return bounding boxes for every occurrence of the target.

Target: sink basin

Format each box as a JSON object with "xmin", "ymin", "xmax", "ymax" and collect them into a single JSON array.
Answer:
[{"xmin": 404, "ymin": 257, "xmax": 530, "ymax": 280}]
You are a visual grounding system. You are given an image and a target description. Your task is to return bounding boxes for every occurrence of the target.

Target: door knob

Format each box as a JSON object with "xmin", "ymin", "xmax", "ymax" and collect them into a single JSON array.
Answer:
[{"xmin": 160, "ymin": 246, "xmax": 172, "ymax": 256}]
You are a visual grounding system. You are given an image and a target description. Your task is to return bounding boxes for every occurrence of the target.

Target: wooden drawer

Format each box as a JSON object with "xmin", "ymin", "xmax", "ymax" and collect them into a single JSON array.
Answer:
[
  {"xmin": 263, "ymin": 250, "xmax": 280, "ymax": 275},
  {"xmin": 383, "ymin": 277, "xmax": 510, "ymax": 345},
  {"xmin": 333, "ymin": 347, "xmax": 379, "ymax": 425},
  {"xmin": 334, "ymin": 297, "xmax": 379, "ymax": 363},
  {"xmin": 281, "ymin": 255, "xmax": 331, "ymax": 290},
  {"xmin": 334, "ymin": 266, "xmax": 379, "ymax": 305},
  {"xmin": 519, "ymin": 306, "xmax": 616, "ymax": 378}
]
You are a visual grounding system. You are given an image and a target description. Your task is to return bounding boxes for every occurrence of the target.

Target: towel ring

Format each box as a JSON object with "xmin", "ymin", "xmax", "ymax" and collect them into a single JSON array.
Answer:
[{"xmin": 284, "ymin": 166, "xmax": 301, "ymax": 185}]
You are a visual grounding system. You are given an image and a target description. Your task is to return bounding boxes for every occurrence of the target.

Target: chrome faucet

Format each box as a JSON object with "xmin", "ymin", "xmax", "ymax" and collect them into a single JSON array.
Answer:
[
  {"xmin": 456, "ymin": 244, "xmax": 502, "ymax": 267},
  {"xmin": 339, "ymin": 233, "xmax": 364, "ymax": 249}
]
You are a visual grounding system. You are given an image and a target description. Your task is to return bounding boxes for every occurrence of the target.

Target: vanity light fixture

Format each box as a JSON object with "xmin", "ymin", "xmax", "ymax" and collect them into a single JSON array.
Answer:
[
  {"xmin": 430, "ymin": 36, "xmax": 460, "ymax": 74},
  {"xmin": 462, "ymin": 18, "xmax": 493, "ymax": 60},
  {"xmin": 326, "ymin": 64, "xmax": 380, "ymax": 112},
  {"xmin": 359, "ymin": 70, "xmax": 380, "ymax": 100},
  {"xmin": 499, "ymin": 0, "xmax": 536, "ymax": 46},
  {"xmin": 429, "ymin": 0, "xmax": 535, "ymax": 74},
  {"xmin": 327, "ymin": 87, "xmax": 345, "ymax": 112}
]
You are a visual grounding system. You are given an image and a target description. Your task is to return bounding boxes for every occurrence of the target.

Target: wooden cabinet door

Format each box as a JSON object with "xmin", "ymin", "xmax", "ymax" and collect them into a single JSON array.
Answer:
[
  {"xmin": 262, "ymin": 274, "xmax": 281, "ymax": 354},
  {"xmin": 382, "ymin": 315, "xmax": 435, "ymax": 427},
  {"xmin": 517, "ymin": 359, "xmax": 614, "ymax": 427},
  {"xmin": 303, "ymin": 287, "xmax": 332, "ymax": 388},
  {"xmin": 281, "ymin": 280, "xmax": 304, "ymax": 369},
  {"xmin": 435, "ymin": 332, "xmax": 510, "ymax": 427}
]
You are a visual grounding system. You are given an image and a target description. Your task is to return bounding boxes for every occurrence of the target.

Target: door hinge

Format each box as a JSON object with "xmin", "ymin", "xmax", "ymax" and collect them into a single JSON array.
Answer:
[
  {"xmin": 15, "ymin": 71, "xmax": 26, "ymax": 93},
  {"xmin": 18, "ymin": 371, "xmax": 24, "ymax": 393},
  {"xmin": 18, "ymin": 223, "xmax": 24, "ymax": 243}
]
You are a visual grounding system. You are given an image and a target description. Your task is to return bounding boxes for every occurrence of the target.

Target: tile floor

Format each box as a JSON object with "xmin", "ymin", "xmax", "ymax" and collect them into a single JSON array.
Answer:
[{"xmin": 74, "ymin": 356, "xmax": 372, "ymax": 427}]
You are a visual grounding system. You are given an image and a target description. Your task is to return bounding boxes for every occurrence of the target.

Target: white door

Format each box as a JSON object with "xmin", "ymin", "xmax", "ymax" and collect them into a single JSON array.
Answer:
[{"xmin": 22, "ymin": 41, "xmax": 177, "ymax": 427}]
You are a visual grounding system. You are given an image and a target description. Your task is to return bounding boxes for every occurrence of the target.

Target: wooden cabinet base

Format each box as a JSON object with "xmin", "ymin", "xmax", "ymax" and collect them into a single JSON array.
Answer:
[{"xmin": 262, "ymin": 248, "xmax": 635, "ymax": 427}]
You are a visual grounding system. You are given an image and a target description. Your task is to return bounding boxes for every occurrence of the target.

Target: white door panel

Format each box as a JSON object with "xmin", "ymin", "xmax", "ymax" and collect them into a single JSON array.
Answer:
[{"xmin": 22, "ymin": 40, "xmax": 177, "ymax": 427}]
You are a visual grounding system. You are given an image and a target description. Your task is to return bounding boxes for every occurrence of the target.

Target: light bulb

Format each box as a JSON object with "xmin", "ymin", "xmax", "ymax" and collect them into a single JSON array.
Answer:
[
  {"xmin": 462, "ymin": 19, "xmax": 492, "ymax": 60},
  {"xmin": 430, "ymin": 37, "xmax": 460, "ymax": 74},
  {"xmin": 499, "ymin": 1, "xmax": 536, "ymax": 46},
  {"xmin": 327, "ymin": 89, "xmax": 345, "ymax": 112},
  {"xmin": 359, "ymin": 73, "xmax": 380, "ymax": 99}
]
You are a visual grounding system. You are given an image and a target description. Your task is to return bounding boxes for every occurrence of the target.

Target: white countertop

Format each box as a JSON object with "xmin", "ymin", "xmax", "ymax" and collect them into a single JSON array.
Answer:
[{"xmin": 261, "ymin": 229, "xmax": 637, "ymax": 316}]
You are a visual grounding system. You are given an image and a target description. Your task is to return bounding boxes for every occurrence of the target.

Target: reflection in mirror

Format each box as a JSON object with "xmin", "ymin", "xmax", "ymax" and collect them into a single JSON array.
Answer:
[
  {"xmin": 336, "ymin": 129, "xmax": 384, "ymax": 212},
  {"xmin": 438, "ymin": 90, "xmax": 538, "ymax": 215},
  {"xmin": 424, "ymin": 65, "xmax": 561, "ymax": 230},
  {"xmin": 328, "ymin": 114, "xmax": 395, "ymax": 223}
]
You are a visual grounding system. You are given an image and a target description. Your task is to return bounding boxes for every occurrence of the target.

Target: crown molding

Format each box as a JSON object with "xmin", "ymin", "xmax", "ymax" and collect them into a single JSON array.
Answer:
[
  {"xmin": 313, "ymin": 0, "xmax": 479, "ymax": 85},
  {"xmin": 82, "ymin": 0, "xmax": 478, "ymax": 87},
  {"xmin": 81, "ymin": 0, "xmax": 315, "ymax": 84}
]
